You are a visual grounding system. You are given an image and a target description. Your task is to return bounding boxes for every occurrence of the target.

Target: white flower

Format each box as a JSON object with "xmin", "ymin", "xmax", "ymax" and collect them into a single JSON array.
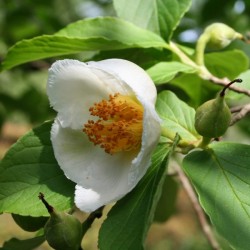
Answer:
[{"xmin": 47, "ymin": 59, "xmax": 161, "ymax": 213}]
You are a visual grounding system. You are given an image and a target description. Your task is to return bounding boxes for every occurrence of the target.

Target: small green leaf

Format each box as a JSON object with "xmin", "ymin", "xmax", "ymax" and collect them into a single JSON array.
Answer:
[
  {"xmin": 99, "ymin": 142, "xmax": 173, "ymax": 250},
  {"xmin": 156, "ymin": 91, "xmax": 200, "ymax": 142},
  {"xmin": 183, "ymin": 142, "xmax": 250, "ymax": 250},
  {"xmin": 205, "ymin": 49, "xmax": 249, "ymax": 79},
  {"xmin": 0, "ymin": 236, "xmax": 45, "ymax": 250},
  {"xmin": 1, "ymin": 17, "xmax": 166, "ymax": 70},
  {"xmin": 113, "ymin": 0, "xmax": 192, "ymax": 41},
  {"xmin": 12, "ymin": 214, "xmax": 48, "ymax": 232},
  {"xmin": 147, "ymin": 61, "xmax": 196, "ymax": 84},
  {"xmin": 0, "ymin": 121, "xmax": 75, "ymax": 216}
]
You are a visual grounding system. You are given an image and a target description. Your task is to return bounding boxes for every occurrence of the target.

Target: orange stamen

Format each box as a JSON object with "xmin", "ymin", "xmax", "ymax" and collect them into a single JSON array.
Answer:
[{"xmin": 83, "ymin": 93, "xmax": 143, "ymax": 154}]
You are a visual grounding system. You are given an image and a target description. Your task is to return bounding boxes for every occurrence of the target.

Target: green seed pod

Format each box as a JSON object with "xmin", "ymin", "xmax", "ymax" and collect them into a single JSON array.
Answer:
[
  {"xmin": 45, "ymin": 211, "xmax": 82, "ymax": 250},
  {"xmin": 195, "ymin": 79, "xmax": 242, "ymax": 138},
  {"xmin": 39, "ymin": 193, "xmax": 82, "ymax": 250}
]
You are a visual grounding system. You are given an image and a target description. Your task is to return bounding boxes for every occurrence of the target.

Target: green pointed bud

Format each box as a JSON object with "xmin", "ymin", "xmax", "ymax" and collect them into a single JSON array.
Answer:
[
  {"xmin": 195, "ymin": 79, "xmax": 242, "ymax": 138},
  {"xmin": 205, "ymin": 23, "xmax": 243, "ymax": 49},
  {"xmin": 39, "ymin": 193, "xmax": 82, "ymax": 250}
]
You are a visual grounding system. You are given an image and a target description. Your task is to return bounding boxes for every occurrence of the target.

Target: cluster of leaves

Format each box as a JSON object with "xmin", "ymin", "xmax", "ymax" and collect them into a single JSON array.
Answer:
[{"xmin": 0, "ymin": 0, "xmax": 250, "ymax": 249}]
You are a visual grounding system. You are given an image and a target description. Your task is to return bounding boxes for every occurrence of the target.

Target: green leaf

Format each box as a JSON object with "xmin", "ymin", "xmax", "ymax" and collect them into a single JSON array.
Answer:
[
  {"xmin": 0, "ymin": 236, "xmax": 45, "ymax": 250},
  {"xmin": 153, "ymin": 175, "xmax": 178, "ymax": 222},
  {"xmin": 183, "ymin": 142, "xmax": 250, "ymax": 250},
  {"xmin": 99, "ymin": 141, "xmax": 175, "ymax": 250},
  {"xmin": 205, "ymin": 49, "xmax": 249, "ymax": 79},
  {"xmin": 156, "ymin": 91, "xmax": 200, "ymax": 143},
  {"xmin": 0, "ymin": 121, "xmax": 75, "ymax": 216},
  {"xmin": 147, "ymin": 61, "xmax": 196, "ymax": 84},
  {"xmin": 113, "ymin": 0, "xmax": 192, "ymax": 41},
  {"xmin": 93, "ymin": 48, "xmax": 171, "ymax": 69},
  {"xmin": 227, "ymin": 69, "xmax": 250, "ymax": 100},
  {"xmin": 12, "ymin": 214, "xmax": 48, "ymax": 232},
  {"xmin": 1, "ymin": 17, "xmax": 167, "ymax": 70}
]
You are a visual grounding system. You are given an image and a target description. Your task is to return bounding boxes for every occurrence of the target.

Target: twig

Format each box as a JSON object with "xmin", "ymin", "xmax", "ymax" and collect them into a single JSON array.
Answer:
[
  {"xmin": 173, "ymin": 163, "xmax": 221, "ymax": 250},
  {"xmin": 207, "ymin": 76, "xmax": 250, "ymax": 97},
  {"xmin": 81, "ymin": 206, "xmax": 104, "ymax": 237},
  {"xmin": 230, "ymin": 103, "xmax": 250, "ymax": 125},
  {"xmin": 169, "ymin": 42, "xmax": 250, "ymax": 97},
  {"xmin": 231, "ymin": 105, "xmax": 244, "ymax": 113}
]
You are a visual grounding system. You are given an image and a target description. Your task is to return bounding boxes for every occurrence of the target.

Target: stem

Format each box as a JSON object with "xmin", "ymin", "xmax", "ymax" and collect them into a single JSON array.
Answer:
[
  {"xmin": 230, "ymin": 103, "xmax": 250, "ymax": 125},
  {"xmin": 169, "ymin": 41, "xmax": 199, "ymax": 69},
  {"xmin": 81, "ymin": 206, "xmax": 104, "ymax": 237},
  {"xmin": 220, "ymin": 78, "xmax": 242, "ymax": 97},
  {"xmin": 38, "ymin": 192, "xmax": 54, "ymax": 214},
  {"xmin": 208, "ymin": 76, "xmax": 250, "ymax": 97},
  {"xmin": 161, "ymin": 127, "xmax": 177, "ymax": 141},
  {"xmin": 161, "ymin": 127, "xmax": 197, "ymax": 149},
  {"xmin": 173, "ymin": 164, "xmax": 221, "ymax": 250},
  {"xmin": 168, "ymin": 41, "xmax": 214, "ymax": 80},
  {"xmin": 198, "ymin": 136, "xmax": 211, "ymax": 148},
  {"xmin": 195, "ymin": 33, "xmax": 210, "ymax": 66}
]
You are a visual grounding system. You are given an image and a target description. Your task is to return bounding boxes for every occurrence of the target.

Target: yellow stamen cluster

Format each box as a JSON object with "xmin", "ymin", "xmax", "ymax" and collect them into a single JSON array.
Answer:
[{"xmin": 83, "ymin": 93, "xmax": 143, "ymax": 154}]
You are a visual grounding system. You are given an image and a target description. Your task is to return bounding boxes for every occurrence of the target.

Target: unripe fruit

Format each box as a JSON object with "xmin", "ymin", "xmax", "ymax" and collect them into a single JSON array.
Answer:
[
  {"xmin": 195, "ymin": 95, "xmax": 231, "ymax": 138},
  {"xmin": 195, "ymin": 79, "xmax": 242, "ymax": 138},
  {"xmin": 39, "ymin": 193, "xmax": 82, "ymax": 250}
]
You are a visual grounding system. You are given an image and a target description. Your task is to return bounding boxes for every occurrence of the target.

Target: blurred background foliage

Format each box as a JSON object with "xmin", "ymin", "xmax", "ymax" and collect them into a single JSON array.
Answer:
[{"xmin": 0, "ymin": 0, "xmax": 250, "ymax": 249}]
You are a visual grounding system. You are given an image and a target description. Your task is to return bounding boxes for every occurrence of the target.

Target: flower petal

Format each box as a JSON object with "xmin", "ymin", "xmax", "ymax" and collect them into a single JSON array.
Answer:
[
  {"xmin": 47, "ymin": 59, "xmax": 133, "ymax": 130},
  {"xmin": 49, "ymin": 59, "xmax": 161, "ymax": 212},
  {"xmin": 129, "ymin": 100, "xmax": 161, "ymax": 184},
  {"xmin": 74, "ymin": 185, "xmax": 102, "ymax": 213},
  {"xmin": 51, "ymin": 119, "xmax": 137, "ymax": 190},
  {"xmin": 88, "ymin": 59, "xmax": 157, "ymax": 104}
]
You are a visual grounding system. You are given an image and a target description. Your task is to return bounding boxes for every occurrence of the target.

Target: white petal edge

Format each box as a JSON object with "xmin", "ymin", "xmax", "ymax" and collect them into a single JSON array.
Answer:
[
  {"xmin": 47, "ymin": 59, "xmax": 134, "ymax": 130},
  {"xmin": 129, "ymin": 99, "xmax": 161, "ymax": 185},
  {"xmin": 74, "ymin": 185, "xmax": 102, "ymax": 213},
  {"xmin": 88, "ymin": 59, "xmax": 157, "ymax": 104}
]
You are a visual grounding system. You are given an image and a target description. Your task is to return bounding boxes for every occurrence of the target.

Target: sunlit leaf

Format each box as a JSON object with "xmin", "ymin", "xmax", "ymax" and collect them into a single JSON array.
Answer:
[
  {"xmin": 113, "ymin": 0, "xmax": 192, "ymax": 41},
  {"xmin": 147, "ymin": 61, "xmax": 196, "ymax": 84},
  {"xmin": 1, "ymin": 17, "xmax": 166, "ymax": 70},
  {"xmin": 183, "ymin": 142, "xmax": 250, "ymax": 250},
  {"xmin": 0, "ymin": 121, "xmax": 75, "ymax": 216},
  {"xmin": 156, "ymin": 90, "xmax": 200, "ymax": 142}
]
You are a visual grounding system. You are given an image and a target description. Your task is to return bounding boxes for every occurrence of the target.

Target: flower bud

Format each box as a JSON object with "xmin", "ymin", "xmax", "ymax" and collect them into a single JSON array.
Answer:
[
  {"xmin": 195, "ymin": 79, "xmax": 242, "ymax": 138},
  {"xmin": 39, "ymin": 193, "xmax": 82, "ymax": 250},
  {"xmin": 204, "ymin": 23, "xmax": 243, "ymax": 49}
]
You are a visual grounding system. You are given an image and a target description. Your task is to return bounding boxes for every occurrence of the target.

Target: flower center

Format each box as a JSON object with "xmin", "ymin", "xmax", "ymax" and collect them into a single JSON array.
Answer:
[{"xmin": 83, "ymin": 93, "xmax": 143, "ymax": 154}]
